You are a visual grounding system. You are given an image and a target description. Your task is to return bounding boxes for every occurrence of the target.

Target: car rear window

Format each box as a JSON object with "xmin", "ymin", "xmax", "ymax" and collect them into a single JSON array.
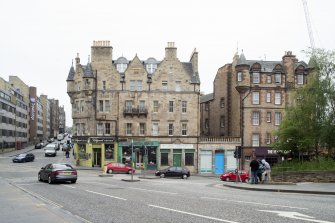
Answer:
[{"xmin": 53, "ymin": 164, "xmax": 74, "ymax": 170}]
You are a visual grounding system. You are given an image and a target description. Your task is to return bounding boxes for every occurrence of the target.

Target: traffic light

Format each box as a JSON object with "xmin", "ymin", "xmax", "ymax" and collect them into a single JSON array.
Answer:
[
  {"xmin": 237, "ymin": 146, "xmax": 242, "ymax": 158},
  {"xmin": 235, "ymin": 146, "xmax": 242, "ymax": 158}
]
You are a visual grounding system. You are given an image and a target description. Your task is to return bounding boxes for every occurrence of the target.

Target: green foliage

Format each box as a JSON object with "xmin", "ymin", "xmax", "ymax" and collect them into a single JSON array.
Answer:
[
  {"xmin": 273, "ymin": 48, "xmax": 335, "ymax": 158},
  {"xmin": 272, "ymin": 157, "xmax": 335, "ymax": 173}
]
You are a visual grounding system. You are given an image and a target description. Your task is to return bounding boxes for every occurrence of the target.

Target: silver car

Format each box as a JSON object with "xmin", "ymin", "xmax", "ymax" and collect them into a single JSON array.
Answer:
[{"xmin": 44, "ymin": 145, "xmax": 57, "ymax": 157}]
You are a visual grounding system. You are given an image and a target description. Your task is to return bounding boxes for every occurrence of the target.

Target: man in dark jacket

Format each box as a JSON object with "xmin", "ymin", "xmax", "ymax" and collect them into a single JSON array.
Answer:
[{"xmin": 250, "ymin": 158, "xmax": 259, "ymax": 184}]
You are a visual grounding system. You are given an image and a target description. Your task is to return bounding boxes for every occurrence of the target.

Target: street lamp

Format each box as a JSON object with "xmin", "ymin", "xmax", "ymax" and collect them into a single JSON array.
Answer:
[{"xmin": 131, "ymin": 139, "xmax": 134, "ymax": 181}]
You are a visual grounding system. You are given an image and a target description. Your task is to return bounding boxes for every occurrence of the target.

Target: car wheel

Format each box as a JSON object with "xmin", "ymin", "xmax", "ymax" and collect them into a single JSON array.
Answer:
[
  {"xmin": 160, "ymin": 173, "xmax": 165, "ymax": 178},
  {"xmin": 71, "ymin": 180, "xmax": 76, "ymax": 184},
  {"xmin": 48, "ymin": 176, "xmax": 53, "ymax": 184},
  {"xmin": 225, "ymin": 177, "xmax": 230, "ymax": 182},
  {"xmin": 107, "ymin": 169, "xmax": 113, "ymax": 174},
  {"xmin": 182, "ymin": 174, "xmax": 188, "ymax": 179},
  {"xmin": 128, "ymin": 170, "xmax": 132, "ymax": 174},
  {"xmin": 38, "ymin": 173, "xmax": 42, "ymax": 182}
]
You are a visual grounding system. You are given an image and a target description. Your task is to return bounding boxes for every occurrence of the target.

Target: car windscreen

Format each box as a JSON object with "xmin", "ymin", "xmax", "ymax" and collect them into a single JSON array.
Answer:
[{"xmin": 17, "ymin": 154, "xmax": 26, "ymax": 157}]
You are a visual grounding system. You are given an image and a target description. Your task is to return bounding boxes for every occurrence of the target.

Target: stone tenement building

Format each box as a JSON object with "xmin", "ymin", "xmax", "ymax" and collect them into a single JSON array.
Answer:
[
  {"xmin": 200, "ymin": 51, "xmax": 308, "ymax": 168},
  {"xmin": 67, "ymin": 41, "xmax": 201, "ymax": 172}
]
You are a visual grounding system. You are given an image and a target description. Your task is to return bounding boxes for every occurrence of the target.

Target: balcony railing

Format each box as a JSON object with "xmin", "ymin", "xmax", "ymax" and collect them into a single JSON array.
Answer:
[{"xmin": 123, "ymin": 106, "xmax": 148, "ymax": 117}]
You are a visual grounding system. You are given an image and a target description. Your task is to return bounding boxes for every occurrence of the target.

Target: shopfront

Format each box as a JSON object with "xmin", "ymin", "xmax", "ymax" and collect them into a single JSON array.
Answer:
[
  {"xmin": 159, "ymin": 144, "xmax": 196, "ymax": 173},
  {"xmin": 73, "ymin": 136, "xmax": 117, "ymax": 168},
  {"xmin": 118, "ymin": 140, "xmax": 159, "ymax": 170}
]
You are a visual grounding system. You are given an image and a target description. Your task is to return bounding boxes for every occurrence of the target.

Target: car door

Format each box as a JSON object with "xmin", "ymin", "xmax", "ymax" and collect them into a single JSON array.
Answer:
[
  {"xmin": 43, "ymin": 164, "xmax": 52, "ymax": 180},
  {"xmin": 119, "ymin": 163, "xmax": 127, "ymax": 173},
  {"xmin": 166, "ymin": 167, "xmax": 176, "ymax": 177},
  {"xmin": 175, "ymin": 167, "xmax": 183, "ymax": 177}
]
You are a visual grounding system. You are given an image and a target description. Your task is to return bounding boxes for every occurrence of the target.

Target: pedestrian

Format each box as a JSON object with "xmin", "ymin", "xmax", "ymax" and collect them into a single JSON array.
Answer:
[
  {"xmin": 65, "ymin": 147, "xmax": 70, "ymax": 158},
  {"xmin": 249, "ymin": 158, "xmax": 259, "ymax": 184},
  {"xmin": 257, "ymin": 159, "xmax": 263, "ymax": 182},
  {"xmin": 261, "ymin": 159, "xmax": 271, "ymax": 183}
]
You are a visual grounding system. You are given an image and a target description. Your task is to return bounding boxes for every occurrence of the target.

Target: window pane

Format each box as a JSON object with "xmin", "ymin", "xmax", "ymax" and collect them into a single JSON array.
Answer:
[
  {"xmin": 105, "ymin": 144, "xmax": 114, "ymax": 159},
  {"xmin": 253, "ymin": 72, "xmax": 260, "ymax": 84},
  {"xmin": 252, "ymin": 92, "xmax": 259, "ymax": 104},
  {"xmin": 252, "ymin": 112, "xmax": 259, "ymax": 125},
  {"xmin": 161, "ymin": 153, "xmax": 168, "ymax": 165},
  {"xmin": 185, "ymin": 153, "xmax": 194, "ymax": 165}
]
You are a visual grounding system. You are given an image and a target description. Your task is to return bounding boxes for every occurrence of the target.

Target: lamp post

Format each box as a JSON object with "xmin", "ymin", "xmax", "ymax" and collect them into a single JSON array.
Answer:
[{"xmin": 131, "ymin": 139, "xmax": 134, "ymax": 181}]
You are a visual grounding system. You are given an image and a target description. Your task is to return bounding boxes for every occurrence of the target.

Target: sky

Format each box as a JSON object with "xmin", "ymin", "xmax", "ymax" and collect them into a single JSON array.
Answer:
[{"xmin": 1, "ymin": 0, "xmax": 334, "ymax": 127}]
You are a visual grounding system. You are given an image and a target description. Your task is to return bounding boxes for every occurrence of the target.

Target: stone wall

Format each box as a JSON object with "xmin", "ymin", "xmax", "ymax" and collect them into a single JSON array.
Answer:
[{"xmin": 272, "ymin": 170, "xmax": 335, "ymax": 183}]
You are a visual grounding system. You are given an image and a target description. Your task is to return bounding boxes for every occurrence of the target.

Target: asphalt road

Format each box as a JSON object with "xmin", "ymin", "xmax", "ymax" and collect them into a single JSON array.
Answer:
[{"xmin": 1, "ymin": 147, "xmax": 334, "ymax": 223}]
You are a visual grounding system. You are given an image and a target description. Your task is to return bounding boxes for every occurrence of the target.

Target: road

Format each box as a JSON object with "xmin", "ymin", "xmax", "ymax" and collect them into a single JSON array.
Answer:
[{"xmin": 0, "ymin": 146, "xmax": 334, "ymax": 223}]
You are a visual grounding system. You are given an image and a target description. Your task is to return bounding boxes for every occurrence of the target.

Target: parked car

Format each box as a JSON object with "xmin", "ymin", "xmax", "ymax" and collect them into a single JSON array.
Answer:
[
  {"xmin": 106, "ymin": 162, "xmax": 134, "ymax": 174},
  {"xmin": 12, "ymin": 153, "xmax": 35, "ymax": 163},
  {"xmin": 34, "ymin": 143, "xmax": 44, "ymax": 149},
  {"xmin": 155, "ymin": 166, "xmax": 190, "ymax": 179},
  {"xmin": 219, "ymin": 170, "xmax": 249, "ymax": 182},
  {"xmin": 38, "ymin": 163, "xmax": 77, "ymax": 184},
  {"xmin": 44, "ymin": 145, "xmax": 57, "ymax": 157}
]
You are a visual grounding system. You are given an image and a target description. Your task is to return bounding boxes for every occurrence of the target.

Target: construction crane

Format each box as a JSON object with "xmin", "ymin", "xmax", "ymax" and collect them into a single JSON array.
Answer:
[{"xmin": 302, "ymin": 0, "xmax": 315, "ymax": 49}]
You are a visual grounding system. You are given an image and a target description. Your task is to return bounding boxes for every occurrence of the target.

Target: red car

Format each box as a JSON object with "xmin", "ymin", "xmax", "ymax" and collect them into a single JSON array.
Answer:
[
  {"xmin": 219, "ymin": 170, "xmax": 249, "ymax": 182},
  {"xmin": 106, "ymin": 162, "xmax": 135, "ymax": 174}
]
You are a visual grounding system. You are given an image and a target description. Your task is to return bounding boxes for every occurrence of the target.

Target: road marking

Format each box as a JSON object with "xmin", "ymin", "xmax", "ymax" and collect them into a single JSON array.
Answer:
[
  {"xmin": 148, "ymin": 204, "xmax": 239, "ymax": 223},
  {"xmin": 63, "ymin": 185, "xmax": 76, "ymax": 189},
  {"xmin": 201, "ymin": 197, "xmax": 308, "ymax": 210},
  {"xmin": 259, "ymin": 210, "xmax": 334, "ymax": 223},
  {"xmin": 15, "ymin": 183, "xmax": 44, "ymax": 186},
  {"xmin": 86, "ymin": 190, "xmax": 127, "ymax": 201},
  {"xmin": 127, "ymin": 187, "xmax": 177, "ymax": 195}
]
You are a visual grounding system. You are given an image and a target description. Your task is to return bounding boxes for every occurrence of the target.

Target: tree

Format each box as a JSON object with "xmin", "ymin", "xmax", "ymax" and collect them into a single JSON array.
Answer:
[{"xmin": 273, "ymin": 49, "xmax": 335, "ymax": 159}]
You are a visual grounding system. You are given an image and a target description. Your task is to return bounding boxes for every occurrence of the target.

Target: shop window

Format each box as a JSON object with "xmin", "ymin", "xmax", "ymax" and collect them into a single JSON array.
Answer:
[
  {"xmin": 105, "ymin": 144, "xmax": 114, "ymax": 160},
  {"xmin": 161, "ymin": 153, "xmax": 168, "ymax": 165},
  {"xmin": 78, "ymin": 144, "xmax": 86, "ymax": 159},
  {"xmin": 185, "ymin": 153, "xmax": 194, "ymax": 166}
]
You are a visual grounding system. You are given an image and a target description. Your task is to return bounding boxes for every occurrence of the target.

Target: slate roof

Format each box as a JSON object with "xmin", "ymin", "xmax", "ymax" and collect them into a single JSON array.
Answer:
[
  {"xmin": 200, "ymin": 93, "xmax": 214, "ymax": 103},
  {"xmin": 237, "ymin": 53, "xmax": 307, "ymax": 72},
  {"xmin": 84, "ymin": 63, "xmax": 94, "ymax": 78},
  {"xmin": 66, "ymin": 65, "xmax": 75, "ymax": 81},
  {"xmin": 183, "ymin": 62, "xmax": 200, "ymax": 84}
]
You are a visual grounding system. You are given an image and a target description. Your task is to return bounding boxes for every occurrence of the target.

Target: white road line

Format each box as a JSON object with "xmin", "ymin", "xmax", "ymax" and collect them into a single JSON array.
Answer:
[
  {"xmin": 200, "ymin": 197, "xmax": 308, "ymax": 210},
  {"xmin": 63, "ymin": 185, "xmax": 76, "ymax": 189},
  {"xmin": 127, "ymin": 187, "xmax": 177, "ymax": 195},
  {"xmin": 85, "ymin": 190, "xmax": 127, "ymax": 200},
  {"xmin": 15, "ymin": 183, "xmax": 43, "ymax": 186},
  {"xmin": 148, "ymin": 204, "xmax": 239, "ymax": 223}
]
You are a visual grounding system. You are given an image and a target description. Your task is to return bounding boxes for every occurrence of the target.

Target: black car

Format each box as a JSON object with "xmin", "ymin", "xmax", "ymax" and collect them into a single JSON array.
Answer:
[
  {"xmin": 155, "ymin": 166, "xmax": 190, "ymax": 179},
  {"xmin": 38, "ymin": 163, "xmax": 77, "ymax": 184},
  {"xmin": 35, "ymin": 143, "xmax": 44, "ymax": 149},
  {"xmin": 12, "ymin": 153, "xmax": 35, "ymax": 163}
]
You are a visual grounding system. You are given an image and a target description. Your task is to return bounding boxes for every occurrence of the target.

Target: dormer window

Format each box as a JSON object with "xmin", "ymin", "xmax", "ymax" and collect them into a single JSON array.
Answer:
[
  {"xmin": 117, "ymin": 63, "xmax": 127, "ymax": 73},
  {"xmin": 252, "ymin": 72, "xmax": 260, "ymax": 84},
  {"xmin": 146, "ymin": 63, "xmax": 157, "ymax": 74},
  {"xmin": 275, "ymin": 73, "xmax": 281, "ymax": 84},
  {"xmin": 115, "ymin": 57, "xmax": 128, "ymax": 73},
  {"xmin": 297, "ymin": 74, "xmax": 304, "ymax": 85}
]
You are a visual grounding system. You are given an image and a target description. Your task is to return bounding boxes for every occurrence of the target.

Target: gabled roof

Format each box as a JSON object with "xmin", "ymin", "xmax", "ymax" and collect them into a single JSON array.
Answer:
[{"xmin": 200, "ymin": 93, "xmax": 214, "ymax": 103}]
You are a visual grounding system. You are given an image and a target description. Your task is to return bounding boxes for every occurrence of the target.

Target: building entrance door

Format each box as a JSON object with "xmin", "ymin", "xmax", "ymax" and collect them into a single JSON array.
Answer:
[
  {"xmin": 173, "ymin": 154, "xmax": 181, "ymax": 167},
  {"xmin": 214, "ymin": 152, "xmax": 225, "ymax": 174},
  {"xmin": 93, "ymin": 148, "xmax": 101, "ymax": 167}
]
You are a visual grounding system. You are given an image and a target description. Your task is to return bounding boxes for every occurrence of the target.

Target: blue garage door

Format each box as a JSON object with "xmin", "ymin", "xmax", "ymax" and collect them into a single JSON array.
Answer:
[{"xmin": 214, "ymin": 153, "xmax": 225, "ymax": 174}]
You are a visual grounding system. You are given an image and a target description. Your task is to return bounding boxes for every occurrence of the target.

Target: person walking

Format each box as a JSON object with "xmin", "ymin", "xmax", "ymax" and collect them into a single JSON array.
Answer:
[
  {"xmin": 261, "ymin": 159, "xmax": 271, "ymax": 183},
  {"xmin": 249, "ymin": 158, "xmax": 259, "ymax": 184},
  {"xmin": 257, "ymin": 159, "xmax": 263, "ymax": 182}
]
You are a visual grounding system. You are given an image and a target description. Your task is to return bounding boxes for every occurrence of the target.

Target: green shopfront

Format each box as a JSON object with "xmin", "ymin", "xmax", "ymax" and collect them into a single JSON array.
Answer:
[
  {"xmin": 159, "ymin": 144, "xmax": 196, "ymax": 173},
  {"xmin": 118, "ymin": 141, "xmax": 160, "ymax": 170}
]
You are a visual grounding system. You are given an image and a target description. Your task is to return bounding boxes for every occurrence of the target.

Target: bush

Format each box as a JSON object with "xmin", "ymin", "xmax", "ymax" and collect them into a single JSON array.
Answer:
[{"xmin": 272, "ymin": 157, "xmax": 335, "ymax": 173}]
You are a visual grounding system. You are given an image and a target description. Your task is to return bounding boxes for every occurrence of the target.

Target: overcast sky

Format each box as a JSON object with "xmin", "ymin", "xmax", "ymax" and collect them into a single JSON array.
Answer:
[{"xmin": 1, "ymin": 0, "xmax": 334, "ymax": 127}]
